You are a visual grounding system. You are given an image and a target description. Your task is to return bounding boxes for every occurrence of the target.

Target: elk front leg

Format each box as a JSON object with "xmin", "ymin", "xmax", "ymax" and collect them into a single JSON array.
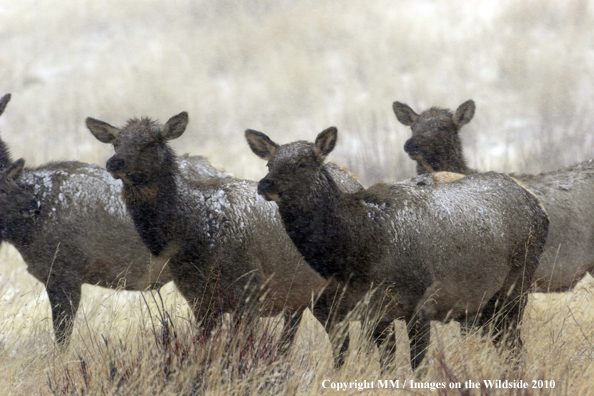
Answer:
[
  {"xmin": 311, "ymin": 290, "xmax": 350, "ymax": 369},
  {"xmin": 406, "ymin": 310, "xmax": 431, "ymax": 374},
  {"xmin": 46, "ymin": 278, "xmax": 82, "ymax": 348},
  {"xmin": 373, "ymin": 319, "xmax": 396, "ymax": 373},
  {"xmin": 278, "ymin": 309, "xmax": 303, "ymax": 355}
]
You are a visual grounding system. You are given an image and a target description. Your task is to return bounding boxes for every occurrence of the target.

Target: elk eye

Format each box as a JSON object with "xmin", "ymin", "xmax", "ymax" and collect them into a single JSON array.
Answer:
[
  {"xmin": 298, "ymin": 162, "xmax": 307, "ymax": 169},
  {"xmin": 0, "ymin": 188, "xmax": 5, "ymax": 194}
]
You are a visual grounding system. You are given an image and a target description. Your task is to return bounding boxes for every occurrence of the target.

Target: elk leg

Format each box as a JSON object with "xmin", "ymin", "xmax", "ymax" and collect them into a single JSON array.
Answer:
[
  {"xmin": 278, "ymin": 309, "xmax": 303, "ymax": 355},
  {"xmin": 199, "ymin": 310, "xmax": 223, "ymax": 340},
  {"xmin": 311, "ymin": 290, "xmax": 350, "ymax": 368},
  {"xmin": 459, "ymin": 312, "xmax": 483, "ymax": 335},
  {"xmin": 406, "ymin": 310, "xmax": 431, "ymax": 373},
  {"xmin": 373, "ymin": 319, "xmax": 396, "ymax": 373},
  {"xmin": 46, "ymin": 278, "xmax": 82, "ymax": 348},
  {"xmin": 487, "ymin": 247, "xmax": 537, "ymax": 370},
  {"xmin": 312, "ymin": 305, "xmax": 350, "ymax": 368},
  {"xmin": 332, "ymin": 330, "xmax": 350, "ymax": 368},
  {"xmin": 187, "ymin": 292, "xmax": 224, "ymax": 340},
  {"xmin": 503, "ymin": 229, "xmax": 542, "ymax": 351},
  {"xmin": 490, "ymin": 285, "xmax": 527, "ymax": 354},
  {"xmin": 471, "ymin": 293, "xmax": 499, "ymax": 337},
  {"xmin": 490, "ymin": 296, "xmax": 525, "ymax": 351}
]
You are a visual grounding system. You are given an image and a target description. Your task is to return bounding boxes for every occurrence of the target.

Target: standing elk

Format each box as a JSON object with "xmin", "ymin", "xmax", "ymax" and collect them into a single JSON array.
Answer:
[
  {"xmin": 393, "ymin": 99, "xmax": 594, "ymax": 292},
  {"xmin": 86, "ymin": 112, "xmax": 363, "ymax": 365},
  {"xmin": 0, "ymin": 93, "xmax": 233, "ymax": 347},
  {"xmin": 246, "ymin": 127, "xmax": 548, "ymax": 372}
]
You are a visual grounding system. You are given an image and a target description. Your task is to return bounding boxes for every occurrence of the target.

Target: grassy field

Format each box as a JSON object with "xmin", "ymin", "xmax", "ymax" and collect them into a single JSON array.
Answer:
[{"xmin": 1, "ymin": 0, "xmax": 594, "ymax": 394}]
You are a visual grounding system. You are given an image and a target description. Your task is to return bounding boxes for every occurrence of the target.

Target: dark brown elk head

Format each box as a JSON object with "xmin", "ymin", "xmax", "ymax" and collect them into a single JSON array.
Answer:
[
  {"xmin": 393, "ymin": 100, "xmax": 475, "ymax": 174},
  {"xmin": 0, "ymin": 159, "xmax": 40, "ymax": 237},
  {"xmin": 246, "ymin": 127, "xmax": 338, "ymax": 204},
  {"xmin": 86, "ymin": 112, "xmax": 188, "ymax": 186}
]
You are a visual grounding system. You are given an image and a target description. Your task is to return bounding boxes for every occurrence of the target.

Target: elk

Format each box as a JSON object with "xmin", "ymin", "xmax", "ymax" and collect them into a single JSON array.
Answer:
[
  {"xmin": 246, "ymin": 127, "xmax": 548, "ymax": 372},
  {"xmin": 86, "ymin": 112, "xmax": 363, "ymax": 365},
  {"xmin": 0, "ymin": 93, "xmax": 233, "ymax": 347},
  {"xmin": 393, "ymin": 99, "xmax": 594, "ymax": 292}
]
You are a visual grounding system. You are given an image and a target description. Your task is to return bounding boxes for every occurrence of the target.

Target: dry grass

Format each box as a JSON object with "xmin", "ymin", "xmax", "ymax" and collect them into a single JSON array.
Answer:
[
  {"xmin": 3, "ymin": 244, "xmax": 594, "ymax": 395},
  {"xmin": 1, "ymin": 0, "xmax": 594, "ymax": 394}
]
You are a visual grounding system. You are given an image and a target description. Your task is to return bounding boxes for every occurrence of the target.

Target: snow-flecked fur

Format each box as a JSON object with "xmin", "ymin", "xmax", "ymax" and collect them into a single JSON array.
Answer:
[{"xmin": 0, "ymin": 93, "xmax": 233, "ymax": 346}]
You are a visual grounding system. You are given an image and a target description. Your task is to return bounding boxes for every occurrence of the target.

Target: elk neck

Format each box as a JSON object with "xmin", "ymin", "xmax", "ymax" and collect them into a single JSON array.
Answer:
[
  {"xmin": 122, "ymin": 155, "xmax": 182, "ymax": 257},
  {"xmin": 276, "ymin": 167, "xmax": 371, "ymax": 285}
]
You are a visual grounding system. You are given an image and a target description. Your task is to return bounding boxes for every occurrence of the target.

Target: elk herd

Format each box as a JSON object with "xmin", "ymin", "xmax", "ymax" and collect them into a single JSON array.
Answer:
[{"xmin": 3, "ymin": 90, "xmax": 592, "ymax": 374}]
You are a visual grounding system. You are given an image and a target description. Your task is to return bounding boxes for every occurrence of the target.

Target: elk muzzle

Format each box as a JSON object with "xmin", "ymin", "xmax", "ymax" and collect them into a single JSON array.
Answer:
[
  {"xmin": 403, "ymin": 138, "xmax": 420, "ymax": 157},
  {"xmin": 106, "ymin": 156, "xmax": 125, "ymax": 179},
  {"xmin": 257, "ymin": 177, "xmax": 281, "ymax": 202}
]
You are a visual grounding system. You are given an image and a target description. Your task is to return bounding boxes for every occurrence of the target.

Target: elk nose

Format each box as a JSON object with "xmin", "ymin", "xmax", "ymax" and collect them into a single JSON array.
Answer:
[
  {"xmin": 257, "ymin": 178, "xmax": 274, "ymax": 196},
  {"xmin": 106, "ymin": 156, "xmax": 125, "ymax": 175},
  {"xmin": 404, "ymin": 138, "xmax": 419, "ymax": 155}
]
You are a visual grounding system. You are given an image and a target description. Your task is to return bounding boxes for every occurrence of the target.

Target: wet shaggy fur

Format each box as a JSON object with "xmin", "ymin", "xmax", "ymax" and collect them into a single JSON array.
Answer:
[
  {"xmin": 0, "ymin": 93, "xmax": 235, "ymax": 347},
  {"xmin": 0, "ymin": 156, "xmax": 233, "ymax": 347},
  {"xmin": 393, "ymin": 100, "xmax": 594, "ymax": 292},
  {"xmin": 247, "ymin": 127, "xmax": 548, "ymax": 371},
  {"xmin": 86, "ymin": 113, "xmax": 363, "ymax": 364}
]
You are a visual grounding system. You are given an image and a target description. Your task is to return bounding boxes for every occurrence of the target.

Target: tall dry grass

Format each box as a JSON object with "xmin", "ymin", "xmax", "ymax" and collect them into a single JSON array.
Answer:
[
  {"xmin": 2, "ymin": 274, "xmax": 594, "ymax": 395},
  {"xmin": 1, "ymin": 0, "xmax": 594, "ymax": 394}
]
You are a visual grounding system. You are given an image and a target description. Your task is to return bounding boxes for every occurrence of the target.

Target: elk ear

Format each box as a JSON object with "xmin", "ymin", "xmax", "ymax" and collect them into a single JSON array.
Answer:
[
  {"xmin": 245, "ymin": 129, "xmax": 279, "ymax": 160},
  {"xmin": 392, "ymin": 101, "xmax": 419, "ymax": 126},
  {"xmin": 6, "ymin": 158, "xmax": 24, "ymax": 181},
  {"xmin": 0, "ymin": 93, "xmax": 11, "ymax": 117},
  {"xmin": 452, "ymin": 100, "xmax": 475, "ymax": 130},
  {"xmin": 160, "ymin": 112, "xmax": 189, "ymax": 141},
  {"xmin": 86, "ymin": 117, "xmax": 121, "ymax": 143},
  {"xmin": 314, "ymin": 127, "xmax": 337, "ymax": 161}
]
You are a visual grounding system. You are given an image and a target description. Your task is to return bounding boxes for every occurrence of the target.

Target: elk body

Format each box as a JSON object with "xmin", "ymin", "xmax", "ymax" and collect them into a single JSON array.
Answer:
[
  {"xmin": 393, "ymin": 99, "xmax": 594, "ymax": 292},
  {"xmin": 246, "ymin": 127, "xmax": 548, "ymax": 371},
  {"xmin": 86, "ymin": 112, "xmax": 363, "ymax": 363},
  {"xmin": 0, "ymin": 93, "xmax": 234, "ymax": 347}
]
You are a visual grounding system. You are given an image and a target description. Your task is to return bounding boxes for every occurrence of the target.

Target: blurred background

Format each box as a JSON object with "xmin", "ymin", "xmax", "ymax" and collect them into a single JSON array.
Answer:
[
  {"xmin": 2, "ymin": 0, "xmax": 593, "ymax": 185},
  {"xmin": 1, "ymin": 0, "xmax": 594, "ymax": 356}
]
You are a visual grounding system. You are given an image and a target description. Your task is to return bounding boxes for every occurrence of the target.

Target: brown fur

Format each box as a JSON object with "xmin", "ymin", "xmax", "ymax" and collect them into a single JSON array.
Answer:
[{"xmin": 121, "ymin": 183, "xmax": 160, "ymax": 206}]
